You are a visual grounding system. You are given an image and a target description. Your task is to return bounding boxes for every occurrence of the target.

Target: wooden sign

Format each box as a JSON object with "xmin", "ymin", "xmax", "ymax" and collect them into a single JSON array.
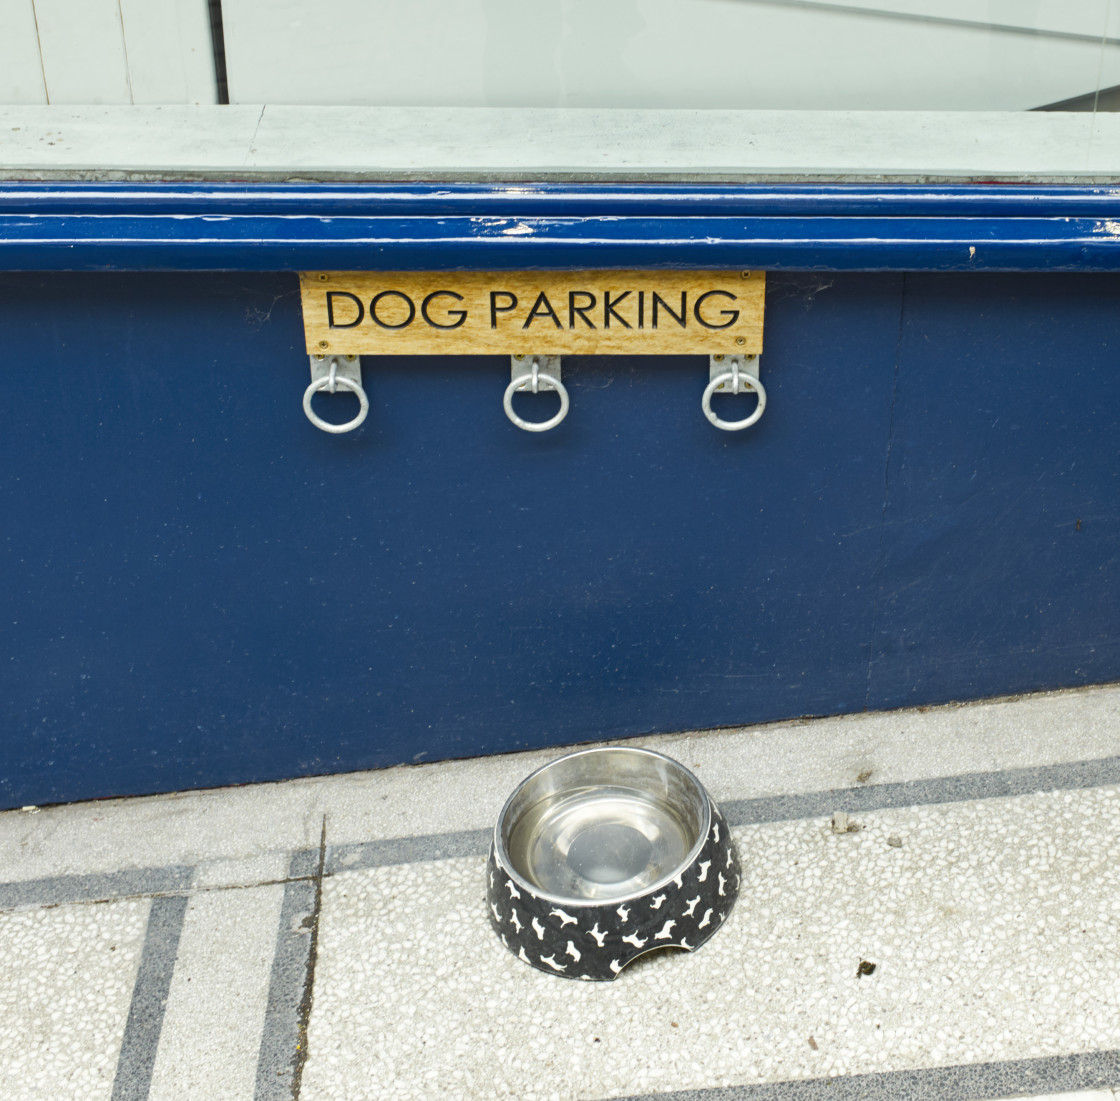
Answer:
[{"xmin": 299, "ymin": 270, "xmax": 764, "ymax": 356}]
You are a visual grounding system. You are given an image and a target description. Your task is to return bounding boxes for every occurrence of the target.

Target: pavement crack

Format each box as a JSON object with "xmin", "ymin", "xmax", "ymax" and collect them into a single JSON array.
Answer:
[{"xmin": 290, "ymin": 815, "xmax": 327, "ymax": 1099}]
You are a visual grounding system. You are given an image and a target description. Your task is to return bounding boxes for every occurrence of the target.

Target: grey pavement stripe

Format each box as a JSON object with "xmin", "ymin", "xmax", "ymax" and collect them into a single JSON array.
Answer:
[
  {"xmin": 326, "ymin": 828, "xmax": 491, "ymax": 875},
  {"xmin": 5, "ymin": 754, "xmax": 1120, "ymax": 906},
  {"xmin": 255, "ymin": 846, "xmax": 323, "ymax": 1101},
  {"xmin": 288, "ymin": 847, "xmax": 320, "ymax": 879},
  {"xmin": 614, "ymin": 1049, "xmax": 1120, "ymax": 1101},
  {"xmin": 721, "ymin": 754, "xmax": 1120, "ymax": 828},
  {"xmin": 321, "ymin": 754, "xmax": 1120, "ymax": 875},
  {"xmin": 110, "ymin": 893, "xmax": 191, "ymax": 1101},
  {"xmin": 0, "ymin": 865, "xmax": 194, "ymax": 911}
]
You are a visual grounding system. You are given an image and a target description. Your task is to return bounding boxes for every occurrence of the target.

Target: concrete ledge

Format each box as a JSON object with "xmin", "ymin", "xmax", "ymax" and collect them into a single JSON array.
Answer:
[{"xmin": 2, "ymin": 106, "xmax": 1119, "ymax": 181}]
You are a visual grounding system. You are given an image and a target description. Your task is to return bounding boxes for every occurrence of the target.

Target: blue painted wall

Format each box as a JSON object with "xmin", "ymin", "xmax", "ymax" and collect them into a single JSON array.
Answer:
[
  {"xmin": 872, "ymin": 273, "xmax": 1120, "ymax": 705},
  {"xmin": 2, "ymin": 270, "xmax": 1117, "ymax": 808}
]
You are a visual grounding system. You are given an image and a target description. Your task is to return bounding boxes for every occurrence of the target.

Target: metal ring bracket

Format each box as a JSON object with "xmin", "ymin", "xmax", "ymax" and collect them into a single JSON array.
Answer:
[
  {"xmin": 304, "ymin": 355, "xmax": 369, "ymax": 434},
  {"xmin": 703, "ymin": 355, "xmax": 766, "ymax": 432},
  {"xmin": 504, "ymin": 355, "xmax": 569, "ymax": 432}
]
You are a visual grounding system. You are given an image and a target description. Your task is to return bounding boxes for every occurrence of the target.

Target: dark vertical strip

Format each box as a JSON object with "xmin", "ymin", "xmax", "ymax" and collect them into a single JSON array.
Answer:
[
  {"xmin": 207, "ymin": 0, "xmax": 230, "ymax": 104},
  {"xmin": 864, "ymin": 272, "xmax": 906, "ymax": 708},
  {"xmin": 255, "ymin": 875, "xmax": 317, "ymax": 1099},
  {"xmin": 255, "ymin": 830, "xmax": 327, "ymax": 1101},
  {"xmin": 111, "ymin": 894, "xmax": 190, "ymax": 1101},
  {"xmin": 291, "ymin": 821, "xmax": 327, "ymax": 1099}
]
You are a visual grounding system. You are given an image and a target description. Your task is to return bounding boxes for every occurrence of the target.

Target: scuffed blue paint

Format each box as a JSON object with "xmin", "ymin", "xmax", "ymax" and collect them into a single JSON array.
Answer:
[{"xmin": 0, "ymin": 182, "xmax": 1118, "ymax": 271}]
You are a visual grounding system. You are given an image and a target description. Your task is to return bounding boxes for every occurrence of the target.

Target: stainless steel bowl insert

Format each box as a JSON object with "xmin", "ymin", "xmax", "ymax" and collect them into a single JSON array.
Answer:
[{"xmin": 497, "ymin": 746, "xmax": 710, "ymax": 904}]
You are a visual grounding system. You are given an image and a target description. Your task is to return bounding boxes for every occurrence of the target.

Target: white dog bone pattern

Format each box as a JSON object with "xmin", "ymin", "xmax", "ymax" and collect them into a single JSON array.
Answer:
[{"xmin": 486, "ymin": 806, "xmax": 741, "ymax": 980}]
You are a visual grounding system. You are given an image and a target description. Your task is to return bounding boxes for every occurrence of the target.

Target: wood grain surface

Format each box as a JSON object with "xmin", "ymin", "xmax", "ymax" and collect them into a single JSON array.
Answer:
[{"xmin": 299, "ymin": 270, "xmax": 764, "ymax": 355}]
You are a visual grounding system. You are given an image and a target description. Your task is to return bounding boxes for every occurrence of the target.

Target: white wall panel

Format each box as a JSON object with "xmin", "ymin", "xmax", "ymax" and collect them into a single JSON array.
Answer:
[
  {"xmin": 33, "ymin": 0, "xmax": 132, "ymax": 104},
  {"xmin": 221, "ymin": 0, "xmax": 1120, "ymax": 111},
  {"xmin": 0, "ymin": 0, "xmax": 47, "ymax": 104},
  {"xmin": 119, "ymin": 0, "xmax": 218, "ymax": 104}
]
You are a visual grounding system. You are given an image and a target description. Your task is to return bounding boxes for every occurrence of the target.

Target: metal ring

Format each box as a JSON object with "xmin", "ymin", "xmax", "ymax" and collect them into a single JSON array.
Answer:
[
  {"xmin": 701, "ymin": 370, "xmax": 767, "ymax": 431},
  {"xmin": 303, "ymin": 374, "xmax": 369, "ymax": 434},
  {"xmin": 503, "ymin": 370, "xmax": 570, "ymax": 432}
]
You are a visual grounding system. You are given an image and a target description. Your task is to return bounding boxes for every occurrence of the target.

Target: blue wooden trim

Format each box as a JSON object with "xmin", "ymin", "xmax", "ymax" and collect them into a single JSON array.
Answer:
[
  {"xmin": 1, "ymin": 182, "xmax": 1119, "ymax": 271},
  {"xmin": 4, "ymin": 182, "xmax": 1120, "ymax": 216}
]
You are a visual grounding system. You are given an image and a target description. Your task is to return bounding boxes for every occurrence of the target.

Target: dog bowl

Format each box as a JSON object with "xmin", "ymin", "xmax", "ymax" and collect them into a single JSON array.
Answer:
[{"xmin": 486, "ymin": 746, "xmax": 740, "ymax": 980}]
